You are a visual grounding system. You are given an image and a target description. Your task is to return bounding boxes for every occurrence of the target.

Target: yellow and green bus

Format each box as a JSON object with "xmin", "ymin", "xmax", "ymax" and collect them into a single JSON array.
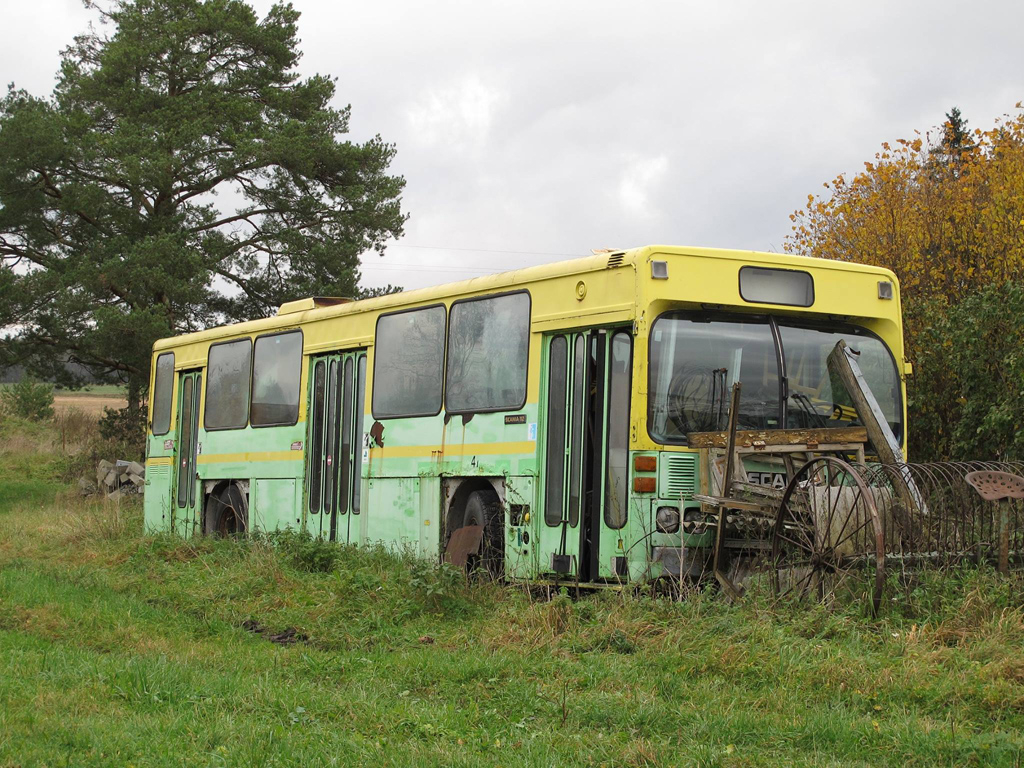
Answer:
[{"xmin": 143, "ymin": 244, "xmax": 908, "ymax": 582}]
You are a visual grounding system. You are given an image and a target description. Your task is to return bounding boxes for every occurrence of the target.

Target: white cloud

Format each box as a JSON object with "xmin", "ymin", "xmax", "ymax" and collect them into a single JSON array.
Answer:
[
  {"xmin": 617, "ymin": 154, "xmax": 669, "ymax": 218},
  {"xmin": 407, "ymin": 74, "xmax": 507, "ymax": 154}
]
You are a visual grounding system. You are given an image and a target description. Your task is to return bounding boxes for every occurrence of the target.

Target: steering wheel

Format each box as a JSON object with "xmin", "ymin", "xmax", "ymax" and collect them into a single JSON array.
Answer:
[{"xmin": 665, "ymin": 366, "xmax": 717, "ymax": 435}]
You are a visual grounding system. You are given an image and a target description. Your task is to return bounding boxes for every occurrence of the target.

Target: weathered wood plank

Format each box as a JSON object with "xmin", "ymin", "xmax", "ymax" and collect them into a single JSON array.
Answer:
[
  {"xmin": 694, "ymin": 494, "xmax": 776, "ymax": 514},
  {"xmin": 827, "ymin": 339, "xmax": 930, "ymax": 517},
  {"xmin": 686, "ymin": 426, "xmax": 868, "ymax": 449},
  {"xmin": 826, "ymin": 340, "xmax": 902, "ymax": 465}
]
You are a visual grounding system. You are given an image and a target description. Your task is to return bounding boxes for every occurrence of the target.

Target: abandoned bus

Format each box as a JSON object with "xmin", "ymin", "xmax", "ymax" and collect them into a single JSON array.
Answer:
[{"xmin": 143, "ymin": 245, "xmax": 908, "ymax": 582}]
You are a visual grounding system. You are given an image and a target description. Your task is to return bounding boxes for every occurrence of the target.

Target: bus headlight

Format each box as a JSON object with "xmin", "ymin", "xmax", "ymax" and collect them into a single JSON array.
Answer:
[{"xmin": 656, "ymin": 506, "xmax": 680, "ymax": 534}]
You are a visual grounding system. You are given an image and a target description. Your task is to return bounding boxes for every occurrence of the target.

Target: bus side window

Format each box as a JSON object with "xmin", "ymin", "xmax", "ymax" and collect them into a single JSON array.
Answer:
[
  {"xmin": 205, "ymin": 338, "xmax": 252, "ymax": 430},
  {"xmin": 151, "ymin": 352, "xmax": 175, "ymax": 435},
  {"xmin": 446, "ymin": 292, "xmax": 530, "ymax": 413},
  {"xmin": 372, "ymin": 305, "xmax": 446, "ymax": 419},
  {"xmin": 251, "ymin": 330, "xmax": 302, "ymax": 427}
]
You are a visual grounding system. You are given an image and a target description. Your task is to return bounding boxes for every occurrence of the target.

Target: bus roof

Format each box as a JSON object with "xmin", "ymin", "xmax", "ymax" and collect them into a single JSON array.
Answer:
[{"xmin": 153, "ymin": 245, "xmax": 898, "ymax": 352}]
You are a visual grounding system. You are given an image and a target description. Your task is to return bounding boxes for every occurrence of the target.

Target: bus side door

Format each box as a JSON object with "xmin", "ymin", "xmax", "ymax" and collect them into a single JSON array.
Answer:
[
  {"xmin": 539, "ymin": 328, "xmax": 633, "ymax": 581},
  {"xmin": 173, "ymin": 369, "xmax": 202, "ymax": 536},
  {"xmin": 305, "ymin": 351, "xmax": 367, "ymax": 542}
]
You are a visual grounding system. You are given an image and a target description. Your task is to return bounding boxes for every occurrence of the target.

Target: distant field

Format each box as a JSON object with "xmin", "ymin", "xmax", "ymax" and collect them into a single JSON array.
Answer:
[
  {"xmin": 0, "ymin": 382, "xmax": 128, "ymax": 416},
  {"xmin": 53, "ymin": 384, "xmax": 126, "ymax": 396},
  {"xmin": 0, "ymin": 383, "xmax": 125, "ymax": 396},
  {"xmin": 54, "ymin": 385, "xmax": 128, "ymax": 415},
  {"xmin": 1, "ymin": 421, "xmax": 1024, "ymax": 766},
  {"xmin": 52, "ymin": 391, "xmax": 128, "ymax": 416}
]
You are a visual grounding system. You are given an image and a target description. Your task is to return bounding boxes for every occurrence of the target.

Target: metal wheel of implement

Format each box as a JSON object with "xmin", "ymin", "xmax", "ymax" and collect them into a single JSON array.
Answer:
[{"xmin": 772, "ymin": 457, "xmax": 885, "ymax": 615}]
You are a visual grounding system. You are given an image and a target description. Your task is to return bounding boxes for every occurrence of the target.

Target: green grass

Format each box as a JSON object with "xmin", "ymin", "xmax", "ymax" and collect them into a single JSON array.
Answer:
[{"xmin": 1, "ymin": 425, "xmax": 1024, "ymax": 765}]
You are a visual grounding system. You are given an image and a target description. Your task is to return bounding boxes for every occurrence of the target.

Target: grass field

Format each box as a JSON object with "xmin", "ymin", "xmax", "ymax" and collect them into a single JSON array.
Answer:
[
  {"xmin": 2, "ymin": 416, "xmax": 1024, "ymax": 766},
  {"xmin": 52, "ymin": 385, "xmax": 128, "ymax": 416}
]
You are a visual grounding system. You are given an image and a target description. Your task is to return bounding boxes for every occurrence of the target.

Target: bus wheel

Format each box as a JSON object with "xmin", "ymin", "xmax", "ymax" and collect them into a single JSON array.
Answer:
[
  {"xmin": 462, "ymin": 490, "xmax": 504, "ymax": 580},
  {"xmin": 206, "ymin": 484, "xmax": 248, "ymax": 537}
]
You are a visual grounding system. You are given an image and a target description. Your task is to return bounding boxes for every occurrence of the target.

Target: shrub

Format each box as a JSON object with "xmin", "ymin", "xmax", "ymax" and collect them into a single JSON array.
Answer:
[
  {"xmin": 408, "ymin": 557, "xmax": 465, "ymax": 605},
  {"xmin": 99, "ymin": 404, "xmax": 147, "ymax": 460},
  {"xmin": 270, "ymin": 529, "xmax": 341, "ymax": 573},
  {"xmin": 909, "ymin": 281, "xmax": 1024, "ymax": 460},
  {"xmin": 1, "ymin": 378, "xmax": 55, "ymax": 421}
]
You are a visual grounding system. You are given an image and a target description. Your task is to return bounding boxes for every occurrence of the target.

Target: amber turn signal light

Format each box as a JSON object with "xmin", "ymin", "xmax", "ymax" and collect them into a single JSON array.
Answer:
[
  {"xmin": 633, "ymin": 476, "xmax": 656, "ymax": 494},
  {"xmin": 633, "ymin": 455, "xmax": 657, "ymax": 472}
]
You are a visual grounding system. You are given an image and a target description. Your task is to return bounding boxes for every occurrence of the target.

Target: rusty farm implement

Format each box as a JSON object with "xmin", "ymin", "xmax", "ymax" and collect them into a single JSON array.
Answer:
[{"xmin": 682, "ymin": 341, "xmax": 1024, "ymax": 615}]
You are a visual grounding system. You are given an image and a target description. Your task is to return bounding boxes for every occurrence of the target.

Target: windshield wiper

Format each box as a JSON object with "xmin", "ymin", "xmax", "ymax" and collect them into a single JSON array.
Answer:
[{"xmin": 790, "ymin": 392, "xmax": 828, "ymax": 429}]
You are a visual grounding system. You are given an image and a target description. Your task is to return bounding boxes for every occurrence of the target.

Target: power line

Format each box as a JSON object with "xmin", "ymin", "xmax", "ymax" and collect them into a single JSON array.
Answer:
[
  {"xmin": 382, "ymin": 243, "xmax": 585, "ymax": 258},
  {"xmin": 359, "ymin": 262, "xmax": 520, "ymax": 274}
]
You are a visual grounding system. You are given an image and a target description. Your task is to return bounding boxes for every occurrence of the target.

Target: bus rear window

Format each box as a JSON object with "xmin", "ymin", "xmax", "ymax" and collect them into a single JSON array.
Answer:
[
  {"xmin": 251, "ymin": 331, "xmax": 302, "ymax": 426},
  {"xmin": 372, "ymin": 305, "xmax": 446, "ymax": 418},
  {"xmin": 205, "ymin": 338, "xmax": 252, "ymax": 430},
  {"xmin": 151, "ymin": 352, "xmax": 174, "ymax": 435}
]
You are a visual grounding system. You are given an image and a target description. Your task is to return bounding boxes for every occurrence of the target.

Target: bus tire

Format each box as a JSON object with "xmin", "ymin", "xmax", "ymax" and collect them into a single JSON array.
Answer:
[
  {"xmin": 205, "ymin": 483, "xmax": 248, "ymax": 537},
  {"xmin": 462, "ymin": 490, "xmax": 504, "ymax": 580}
]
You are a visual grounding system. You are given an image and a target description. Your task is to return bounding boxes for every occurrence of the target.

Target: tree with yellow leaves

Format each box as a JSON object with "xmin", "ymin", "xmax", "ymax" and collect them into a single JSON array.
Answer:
[
  {"xmin": 788, "ymin": 106, "xmax": 1024, "ymax": 303},
  {"xmin": 787, "ymin": 106, "xmax": 1024, "ymax": 460}
]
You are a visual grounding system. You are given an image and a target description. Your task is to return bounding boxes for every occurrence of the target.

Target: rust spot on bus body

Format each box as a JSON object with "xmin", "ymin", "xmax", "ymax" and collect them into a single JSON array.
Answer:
[
  {"xmin": 459, "ymin": 421, "xmax": 468, "ymax": 473},
  {"xmin": 369, "ymin": 421, "xmax": 385, "ymax": 447},
  {"xmin": 433, "ymin": 415, "xmax": 446, "ymax": 467}
]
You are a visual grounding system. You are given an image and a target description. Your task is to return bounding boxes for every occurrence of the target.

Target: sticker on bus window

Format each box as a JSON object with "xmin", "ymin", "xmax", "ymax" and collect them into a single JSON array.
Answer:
[
  {"xmin": 362, "ymin": 448, "xmax": 369, "ymax": 463},
  {"xmin": 527, "ymin": 423, "xmax": 537, "ymax": 441}
]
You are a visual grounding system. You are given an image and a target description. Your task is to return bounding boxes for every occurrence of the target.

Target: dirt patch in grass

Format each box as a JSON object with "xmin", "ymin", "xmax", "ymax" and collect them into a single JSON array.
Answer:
[{"xmin": 241, "ymin": 618, "xmax": 310, "ymax": 646}]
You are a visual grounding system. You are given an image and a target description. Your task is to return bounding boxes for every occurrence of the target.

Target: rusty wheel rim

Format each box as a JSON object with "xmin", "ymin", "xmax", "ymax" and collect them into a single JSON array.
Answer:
[
  {"xmin": 217, "ymin": 504, "xmax": 238, "ymax": 537},
  {"xmin": 772, "ymin": 457, "xmax": 885, "ymax": 615}
]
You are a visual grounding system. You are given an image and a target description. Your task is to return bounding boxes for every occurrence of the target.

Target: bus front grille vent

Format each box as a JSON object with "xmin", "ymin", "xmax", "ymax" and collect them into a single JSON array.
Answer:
[
  {"xmin": 606, "ymin": 252, "xmax": 625, "ymax": 268},
  {"xmin": 147, "ymin": 465, "xmax": 170, "ymax": 479},
  {"xmin": 662, "ymin": 454, "xmax": 698, "ymax": 498}
]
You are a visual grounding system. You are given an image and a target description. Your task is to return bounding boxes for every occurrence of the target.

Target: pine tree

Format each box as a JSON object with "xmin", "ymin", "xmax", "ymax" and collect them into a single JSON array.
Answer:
[{"xmin": 0, "ymin": 0, "xmax": 407, "ymax": 411}]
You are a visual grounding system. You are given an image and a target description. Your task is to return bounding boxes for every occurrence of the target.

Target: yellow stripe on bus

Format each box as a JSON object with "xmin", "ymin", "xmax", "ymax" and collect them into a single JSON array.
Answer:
[
  {"xmin": 146, "ymin": 457, "xmax": 174, "ymax": 467},
  {"xmin": 189, "ymin": 441, "xmax": 537, "ymax": 465},
  {"xmin": 196, "ymin": 451, "xmax": 302, "ymax": 464},
  {"xmin": 369, "ymin": 441, "xmax": 537, "ymax": 458}
]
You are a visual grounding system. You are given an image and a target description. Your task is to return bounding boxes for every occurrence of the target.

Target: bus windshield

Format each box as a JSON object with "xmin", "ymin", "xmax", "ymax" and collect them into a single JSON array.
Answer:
[{"xmin": 648, "ymin": 312, "xmax": 902, "ymax": 445}]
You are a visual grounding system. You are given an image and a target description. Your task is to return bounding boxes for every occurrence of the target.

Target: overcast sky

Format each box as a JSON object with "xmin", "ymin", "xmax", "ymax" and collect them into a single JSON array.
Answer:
[{"xmin": 4, "ymin": 0, "xmax": 1023, "ymax": 292}]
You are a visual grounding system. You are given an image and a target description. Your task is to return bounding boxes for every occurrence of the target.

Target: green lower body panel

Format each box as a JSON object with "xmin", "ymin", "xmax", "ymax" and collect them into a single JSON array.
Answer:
[{"xmin": 251, "ymin": 478, "xmax": 300, "ymax": 532}]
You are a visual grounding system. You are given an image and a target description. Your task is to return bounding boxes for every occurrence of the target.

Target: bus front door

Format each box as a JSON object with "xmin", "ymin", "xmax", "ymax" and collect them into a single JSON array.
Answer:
[
  {"xmin": 540, "ymin": 329, "xmax": 633, "ymax": 582},
  {"xmin": 305, "ymin": 351, "xmax": 367, "ymax": 542},
  {"xmin": 173, "ymin": 370, "xmax": 202, "ymax": 536}
]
